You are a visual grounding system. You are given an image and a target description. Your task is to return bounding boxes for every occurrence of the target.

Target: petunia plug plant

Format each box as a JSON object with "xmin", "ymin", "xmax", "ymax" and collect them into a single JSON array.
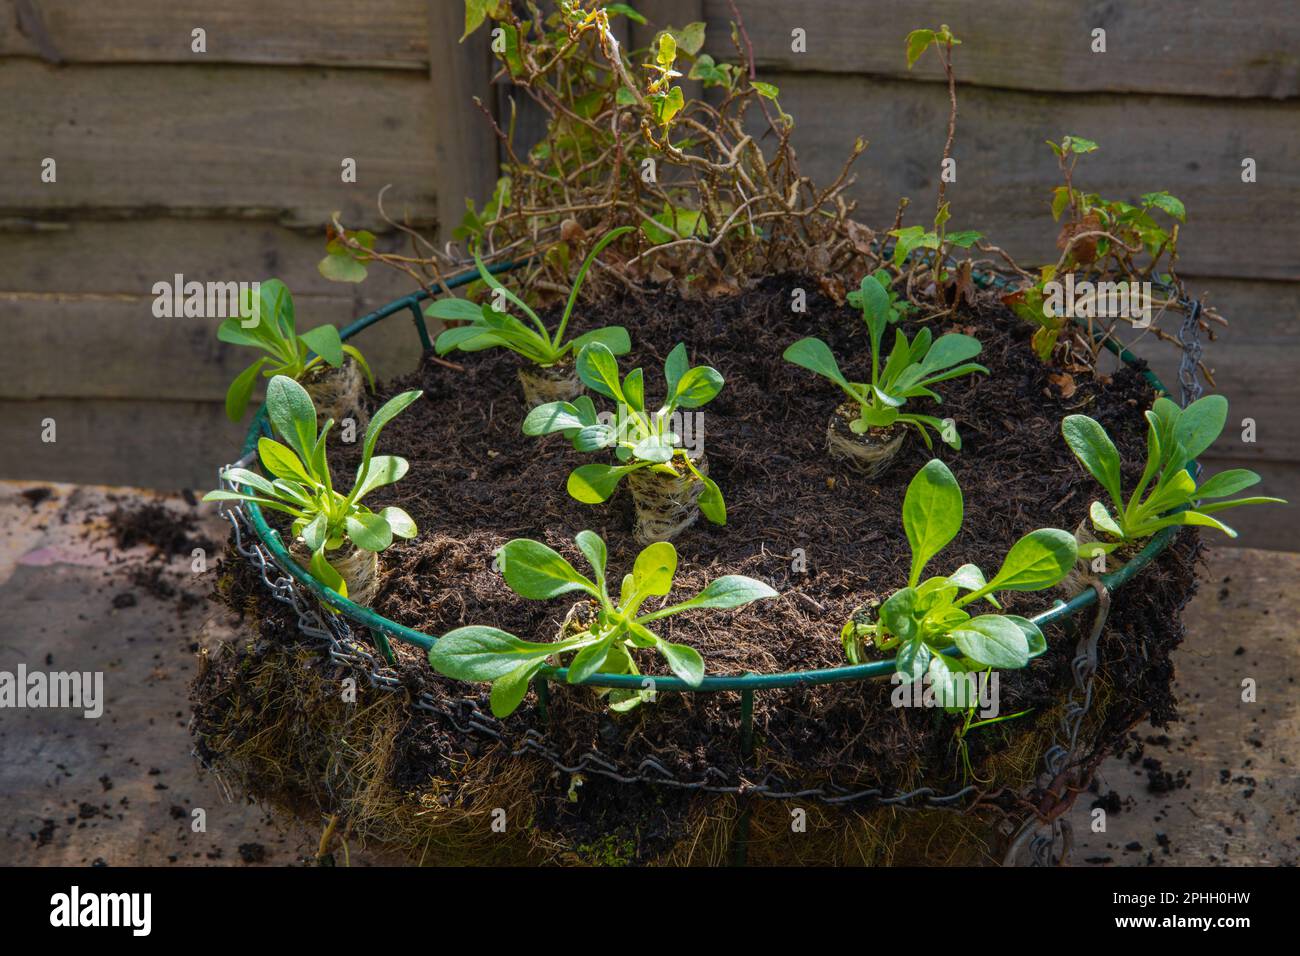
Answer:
[
  {"xmin": 204, "ymin": 375, "xmax": 421, "ymax": 603},
  {"xmin": 841, "ymin": 459, "xmax": 1077, "ymax": 701},
  {"xmin": 428, "ymin": 531, "xmax": 777, "ymax": 716}
]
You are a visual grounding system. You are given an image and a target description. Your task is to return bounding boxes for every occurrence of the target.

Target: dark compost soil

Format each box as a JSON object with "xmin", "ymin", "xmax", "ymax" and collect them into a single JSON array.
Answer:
[{"xmin": 203, "ymin": 274, "xmax": 1200, "ymax": 856}]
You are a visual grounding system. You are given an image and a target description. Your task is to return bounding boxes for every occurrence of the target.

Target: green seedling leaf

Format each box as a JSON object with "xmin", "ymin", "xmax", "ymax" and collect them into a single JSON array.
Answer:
[
  {"xmin": 1172, "ymin": 394, "xmax": 1227, "ymax": 466},
  {"xmin": 575, "ymin": 529, "xmax": 607, "ymax": 582},
  {"xmin": 1062, "ymin": 414, "xmax": 1124, "ymax": 507},
  {"xmin": 659, "ymin": 641, "xmax": 704, "ymax": 686},
  {"xmin": 425, "ymin": 297, "xmax": 484, "ymax": 322},
  {"xmin": 668, "ymin": 575, "xmax": 777, "ymax": 613},
  {"xmin": 225, "ymin": 357, "xmax": 268, "ymax": 422},
  {"xmin": 309, "ymin": 547, "xmax": 347, "ymax": 597},
  {"xmin": 632, "ymin": 541, "xmax": 677, "ymax": 596},
  {"xmin": 570, "ymin": 326, "xmax": 631, "ymax": 356},
  {"xmin": 1089, "ymin": 501, "xmax": 1124, "ymax": 538},
  {"xmin": 783, "ymin": 338, "xmax": 850, "ymax": 388},
  {"xmin": 952, "ymin": 615, "xmax": 1030, "ymax": 669},
  {"xmin": 697, "ymin": 475, "xmax": 726, "ymax": 525},
  {"xmin": 576, "ymin": 342, "xmax": 625, "ymax": 400},
  {"xmin": 266, "ymin": 375, "xmax": 318, "ymax": 462},
  {"xmin": 1195, "ymin": 469, "xmax": 1261, "ymax": 500},
  {"xmin": 903, "ymin": 459, "xmax": 963, "ymax": 587},
  {"xmin": 345, "ymin": 511, "xmax": 393, "ymax": 552},
  {"xmin": 298, "ymin": 323, "xmax": 344, "ymax": 367},
  {"xmin": 499, "ymin": 538, "xmax": 598, "ymax": 600},
  {"xmin": 664, "ymin": 343, "xmax": 689, "ymax": 398},
  {"xmin": 567, "ymin": 463, "xmax": 640, "ymax": 503},
  {"xmin": 987, "ymin": 529, "xmax": 1077, "ymax": 591},
  {"xmin": 381, "ymin": 506, "xmax": 417, "ymax": 539},
  {"xmin": 490, "ymin": 660, "xmax": 544, "ymax": 717},
  {"xmin": 879, "ymin": 587, "xmax": 919, "ymax": 643},
  {"xmin": 430, "ymin": 626, "xmax": 565, "ymax": 682},
  {"xmin": 672, "ymin": 365, "xmax": 724, "ymax": 408}
]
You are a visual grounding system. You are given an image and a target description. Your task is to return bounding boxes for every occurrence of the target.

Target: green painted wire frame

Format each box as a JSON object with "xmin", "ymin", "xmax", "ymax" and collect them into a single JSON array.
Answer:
[{"xmin": 233, "ymin": 260, "xmax": 1186, "ymax": 694}]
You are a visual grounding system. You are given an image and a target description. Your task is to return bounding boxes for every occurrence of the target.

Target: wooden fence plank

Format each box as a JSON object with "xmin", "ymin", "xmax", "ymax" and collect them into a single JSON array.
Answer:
[
  {"xmin": 0, "ymin": 0, "xmax": 428, "ymax": 68},
  {"xmin": 0, "ymin": 398, "xmax": 244, "ymax": 490},
  {"xmin": 703, "ymin": 0, "xmax": 1300, "ymax": 99},
  {"xmin": 0, "ymin": 219, "xmax": 420, "ymax": 300},
  {"xmin": 763, "ymin": 73, "xmax": 1300, "ymax": 281},
  {"xmin": 427, "ymin": 0, "xmax": 497, "ymax": 241},
  {"xmin": 0, "ymin": 61, "xmax": 438, "ymax": 230},
  {"xmin": 0, "ymin": 293, "xmax": 429, "ymax": 402}
]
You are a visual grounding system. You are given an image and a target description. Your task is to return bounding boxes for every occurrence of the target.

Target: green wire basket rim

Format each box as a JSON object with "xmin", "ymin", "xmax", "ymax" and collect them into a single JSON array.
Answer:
[{"xmin": 231, "ymin": 259, "xmax": 1186, "ymax": 693}]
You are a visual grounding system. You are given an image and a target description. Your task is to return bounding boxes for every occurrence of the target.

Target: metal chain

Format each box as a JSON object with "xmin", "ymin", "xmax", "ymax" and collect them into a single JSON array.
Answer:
[
  {"xmin": 1009, "ymin": 583, "xmax": 1110, "ymax": 866},
  {"xmin": 1177, "ymin": 298, "xmax": 1206, "ymax": 407}
]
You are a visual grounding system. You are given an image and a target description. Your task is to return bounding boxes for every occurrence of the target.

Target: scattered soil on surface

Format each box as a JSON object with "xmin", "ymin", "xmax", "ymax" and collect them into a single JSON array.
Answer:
[
  {"xmin": 219, "ymin": 275, "xmax": 1200, "ymax": 837},
  {"xmin": 109, "ymin": 502, "xmax": 214, "ymax": 559},
  {"xmin": 20, "ymin": 486, "xmax": 53, "ymax": 509}
]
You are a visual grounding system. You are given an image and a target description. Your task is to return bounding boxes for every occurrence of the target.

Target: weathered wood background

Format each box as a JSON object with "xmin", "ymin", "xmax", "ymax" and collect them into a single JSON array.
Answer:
[{"xmin": 1, "ymin": 0, "xmax": 1296, "ymax": 547}]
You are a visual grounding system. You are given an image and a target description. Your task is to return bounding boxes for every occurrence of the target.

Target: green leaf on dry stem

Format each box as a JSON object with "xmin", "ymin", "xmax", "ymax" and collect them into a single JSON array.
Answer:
[
  {"xmin": 905, "ymin": 29, "xmax": 935, "ymax": 68},
  {"xmin": 318, "ymin": 251, "xmax": 367, "ymax": 283}
]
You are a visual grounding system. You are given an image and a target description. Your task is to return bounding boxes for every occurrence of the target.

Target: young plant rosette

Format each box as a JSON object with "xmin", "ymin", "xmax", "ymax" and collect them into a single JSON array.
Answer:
[
  {"xmin": 425, "ymin": 228, "xmax": 633, "ymax": 405},
  {"xmin": 1061, "ymin": 394, "xmax": 1284, "ymax": 587},
  {"xmin": 523, "ymin": 341, "xmax": 726, "ymax": 542},
  {"xmin": 841, "ymin": 459, "xmax": 1078, "ymax": 702},
  {"xmin": 219, "ymin": 279, "xmax": 374, "ymax": 423},
  {"xmin": 428, "ymin": 531, "xmax": 777, "ymax": 717},
  {"xmin": 784, "ymin": 274, "xmax": 987, "ymax": 476},
  {"xmin": 204, "ymin": 375, "xmax": 422, "ymax": 603}
]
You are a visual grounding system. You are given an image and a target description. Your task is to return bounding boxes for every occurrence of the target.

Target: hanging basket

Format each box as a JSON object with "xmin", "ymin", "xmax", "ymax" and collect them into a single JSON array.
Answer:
[{"xmin": 193, "ymin": 259, "xmax": 1207, "ymax": 866}]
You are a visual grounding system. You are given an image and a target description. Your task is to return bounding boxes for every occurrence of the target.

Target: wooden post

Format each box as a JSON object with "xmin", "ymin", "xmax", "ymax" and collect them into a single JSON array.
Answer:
[{"xmin": 426, "ymin": 1, "xmax": 498, "ymax": 243}]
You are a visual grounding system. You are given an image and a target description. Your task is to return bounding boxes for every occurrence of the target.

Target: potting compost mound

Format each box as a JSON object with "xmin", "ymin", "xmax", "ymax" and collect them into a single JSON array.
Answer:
[{"xmin": 194, "ymin": 275, "xmax": 1201, "ymax": 865}]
